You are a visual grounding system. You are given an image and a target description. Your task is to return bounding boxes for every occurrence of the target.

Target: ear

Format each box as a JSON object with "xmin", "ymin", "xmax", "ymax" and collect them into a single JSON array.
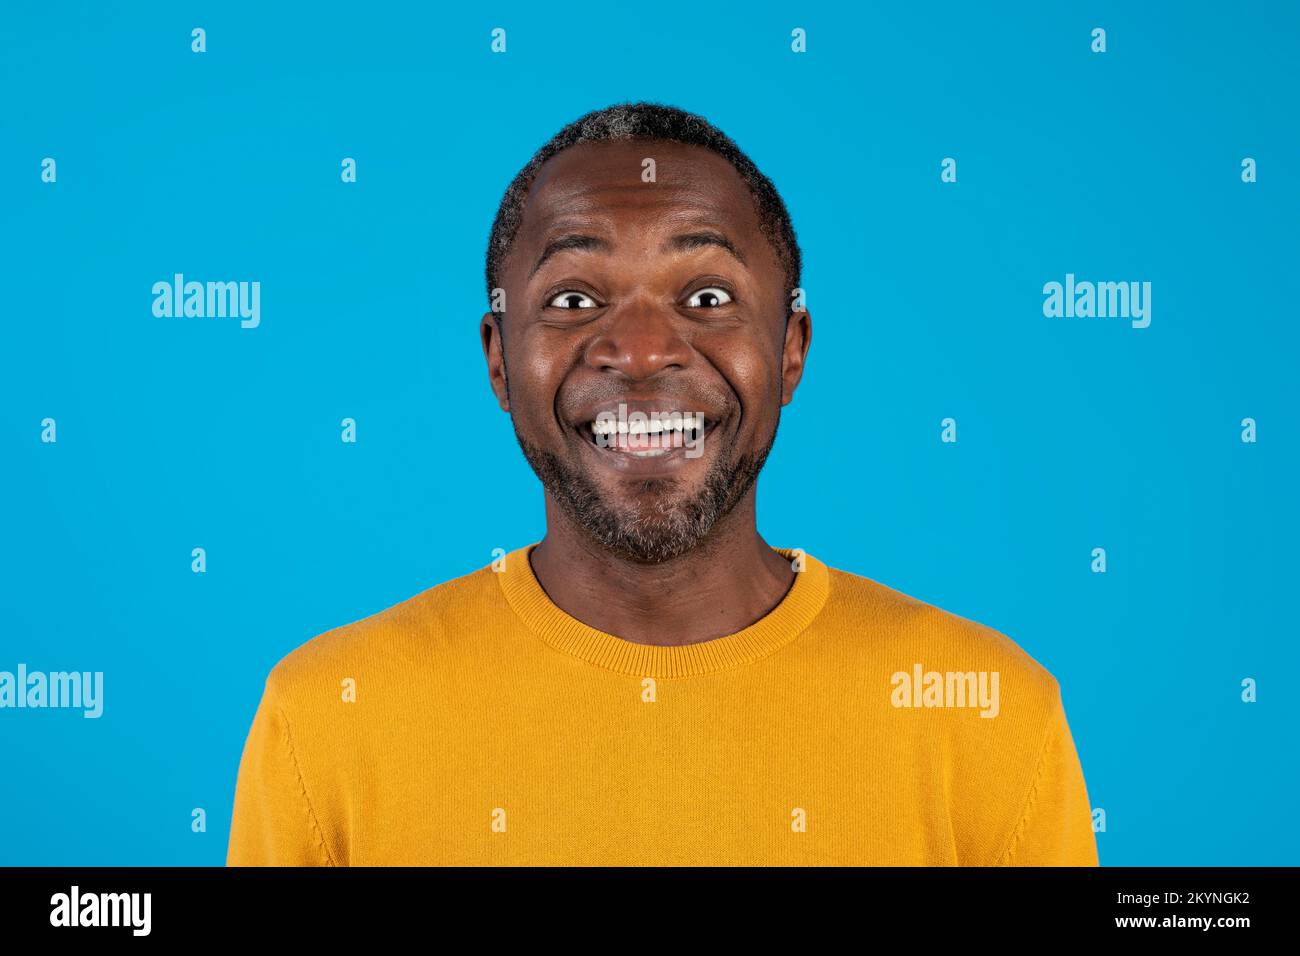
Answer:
[
  {"xmin": 480, "ymin": 312, "xmax": 510, "ymax": 412},
  {"xmin": 780, "ymin": 309, "xmax": 812, "ymax": 406}
]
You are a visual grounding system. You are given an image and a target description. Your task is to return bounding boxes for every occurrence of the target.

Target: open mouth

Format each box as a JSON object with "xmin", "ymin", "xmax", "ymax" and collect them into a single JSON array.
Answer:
[{"xmin": 574, "ymin": 412, "xmax": 716, "ymax": 459}]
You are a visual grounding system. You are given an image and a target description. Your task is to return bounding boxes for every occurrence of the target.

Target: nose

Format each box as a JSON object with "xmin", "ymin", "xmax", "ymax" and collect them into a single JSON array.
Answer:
[{"xmin": 583, "ymin": 295, "xmax": 692, "ymax": 381}]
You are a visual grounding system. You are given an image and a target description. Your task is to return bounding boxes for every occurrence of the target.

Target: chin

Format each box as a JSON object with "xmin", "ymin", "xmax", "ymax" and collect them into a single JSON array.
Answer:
[{"xmin": 591, "ymin": 526, "xmax": 709, "ymax": 565}]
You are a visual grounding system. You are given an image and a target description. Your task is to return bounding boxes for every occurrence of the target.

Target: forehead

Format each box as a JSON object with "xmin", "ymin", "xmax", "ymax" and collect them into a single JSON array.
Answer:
[{"xmin": 511, "ymin": 139, "xmax": 765, "ymax": 255}]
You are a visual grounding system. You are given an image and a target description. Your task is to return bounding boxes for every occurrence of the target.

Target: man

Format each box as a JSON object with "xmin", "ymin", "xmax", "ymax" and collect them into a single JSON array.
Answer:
[{"xmin": 227, "ymin": 102, "xmax": 1099, "ymax": 866}]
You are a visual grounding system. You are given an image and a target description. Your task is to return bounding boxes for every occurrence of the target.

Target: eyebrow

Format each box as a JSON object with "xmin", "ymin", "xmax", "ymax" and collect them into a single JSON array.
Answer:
[
  {"xmin": 663, "ymin": 231, "xmax": 747, "ymax": 266},
  {"xmin": 529, "ymin": 234, "xmax": 611, "ymax": 278},
  {"xmin": 528, "ymin": 230, "xmax": 747, "ymax": 278}
]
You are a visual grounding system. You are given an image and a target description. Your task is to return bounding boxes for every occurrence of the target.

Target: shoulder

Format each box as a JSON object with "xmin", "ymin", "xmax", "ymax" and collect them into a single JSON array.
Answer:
[
  {"xmin": 818, "ymin": 561, "xmax": 1081, "ymax": 863},
  {"xmin": 261, "ymin": 560, "xmax": 501, "ymax": 710},
  {"xmin": 819, "ymin": 561, "xmax": 1063, "ymax": 716}
]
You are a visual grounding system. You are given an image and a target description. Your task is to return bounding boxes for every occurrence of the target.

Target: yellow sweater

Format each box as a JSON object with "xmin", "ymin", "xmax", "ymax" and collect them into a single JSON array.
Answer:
[{"xmin": 227, "ymin": 545, "xmax": 1099, "ymax": 866}]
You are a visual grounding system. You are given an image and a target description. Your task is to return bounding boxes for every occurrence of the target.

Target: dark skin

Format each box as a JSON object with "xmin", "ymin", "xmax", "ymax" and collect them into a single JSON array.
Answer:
[{"xmin": 481, "ymin": 139, "xmax": 812, "ymax": 646}]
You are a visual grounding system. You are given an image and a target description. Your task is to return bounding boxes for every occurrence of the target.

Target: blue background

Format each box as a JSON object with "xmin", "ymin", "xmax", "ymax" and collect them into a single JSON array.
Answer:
[{"xmin": 1, "ymin": 1, "xmax": 1296, "ymax": 865}]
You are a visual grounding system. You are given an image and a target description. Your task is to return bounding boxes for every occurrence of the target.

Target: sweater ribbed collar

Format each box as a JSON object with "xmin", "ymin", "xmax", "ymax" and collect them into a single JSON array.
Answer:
[{"xmin": 496, "ymin": 542, "xmax": 830, "ymax": 678}]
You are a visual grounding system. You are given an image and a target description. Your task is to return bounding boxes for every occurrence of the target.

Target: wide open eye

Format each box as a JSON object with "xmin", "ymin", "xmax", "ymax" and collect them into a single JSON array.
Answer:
[
  {"xmin": 548, "ymin": 291, "xmax": 599, "ymax": 309},
  {"xmin": 686, "ymin": 287, "xmax": 733, "ymax": 308}
]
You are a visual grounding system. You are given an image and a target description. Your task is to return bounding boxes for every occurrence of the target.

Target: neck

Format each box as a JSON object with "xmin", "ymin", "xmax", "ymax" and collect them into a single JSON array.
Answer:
[{"xmin": 529, "ymin": 490, "xmax": 796, "ymax": 646}]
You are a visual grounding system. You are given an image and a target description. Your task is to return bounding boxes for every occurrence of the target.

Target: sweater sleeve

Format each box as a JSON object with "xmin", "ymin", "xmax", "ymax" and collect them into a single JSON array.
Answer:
[
  {"xmin": 227, "ymin": 675, "xmax": 335, "ymax": 866},
  {"xmin": 997, "ymin": 689, "xmax": 1099, "ymax": 866}
]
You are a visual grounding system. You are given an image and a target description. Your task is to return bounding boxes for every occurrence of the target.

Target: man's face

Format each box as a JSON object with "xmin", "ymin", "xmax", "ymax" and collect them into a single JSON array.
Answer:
[{"xmin": 482, "ymin": 138, "xmax": 809, "ymax": 564}]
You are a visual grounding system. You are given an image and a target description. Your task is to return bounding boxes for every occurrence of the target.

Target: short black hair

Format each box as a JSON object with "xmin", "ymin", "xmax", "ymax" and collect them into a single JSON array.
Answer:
[{"xmin": 485, "ymin": 101, "xmax": 802, "ymax": 314}]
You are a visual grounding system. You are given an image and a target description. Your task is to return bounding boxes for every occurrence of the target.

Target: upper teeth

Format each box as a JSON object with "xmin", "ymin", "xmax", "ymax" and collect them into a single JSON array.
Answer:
[{"xmin": 590, "ymin": 416, "xmax": 705, "ymax": 436}]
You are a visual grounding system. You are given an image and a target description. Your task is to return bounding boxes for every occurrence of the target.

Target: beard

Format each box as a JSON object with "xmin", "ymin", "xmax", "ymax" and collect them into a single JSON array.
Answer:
[{"xmin": 513, "ymin": 419, "xmax": 777, "ymax": 565}]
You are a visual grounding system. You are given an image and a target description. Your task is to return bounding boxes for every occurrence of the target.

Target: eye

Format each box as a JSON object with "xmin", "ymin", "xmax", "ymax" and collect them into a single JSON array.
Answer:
[
  {"xmin": 548, "ymin": 291, "xmax": 599, "ymax": 309},
  {"xmin": 687, "ymin": 287, "xmax": 733, "ymax": 308}
]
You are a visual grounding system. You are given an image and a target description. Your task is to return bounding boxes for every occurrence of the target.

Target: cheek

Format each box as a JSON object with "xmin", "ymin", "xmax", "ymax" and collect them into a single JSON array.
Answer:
[
  {"xmin": 509, "ymin": 333, "xmax": 572, "ymax": 430},
  {"xmin": 703, "ymin": 334, "xmax": 784, "ymax": 419}
]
